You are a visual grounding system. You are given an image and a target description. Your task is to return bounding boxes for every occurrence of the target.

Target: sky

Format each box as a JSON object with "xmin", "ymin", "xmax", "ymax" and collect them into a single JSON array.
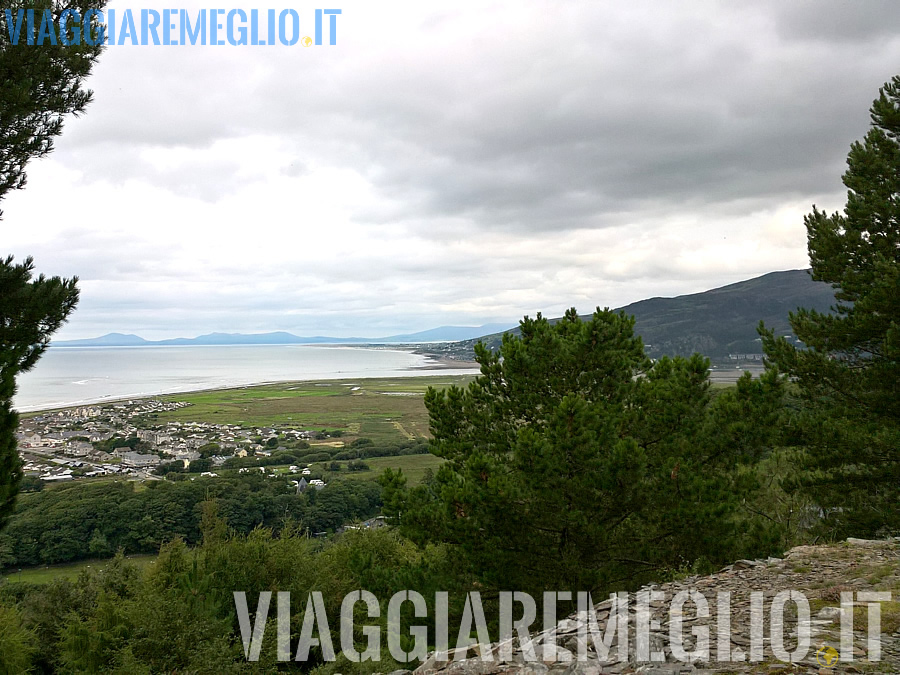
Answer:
[{"xmin": 4, "ymin": 0, "xmax": 900, "ymax": 340}]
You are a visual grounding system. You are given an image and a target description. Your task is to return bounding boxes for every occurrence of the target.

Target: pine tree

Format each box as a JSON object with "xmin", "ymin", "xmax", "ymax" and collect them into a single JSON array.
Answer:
[
  {"xmin": 761, "ymin": 75, "xmax": 900, "ymax": 537},
  {"xmin": 0, "ymin": 257, "xmax": 79, "ymax": 530},
  {"xmin": 0, "ymin": 1, "xmax": 104, "ymax": 529},
  {"xmin": 0, "ymin": 0, "xmax": 107, "ymax": 212},
  {"xmin": 383, "ymin": 309, "xmax": 784, "ymax": 595}
]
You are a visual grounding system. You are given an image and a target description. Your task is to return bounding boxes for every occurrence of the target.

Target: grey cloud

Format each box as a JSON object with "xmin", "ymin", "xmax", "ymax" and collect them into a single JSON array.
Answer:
[
  {"xmin": 767, "ymin": 0, "xmax": 900, "ymax": 43},
  {"xmin": 53, "ymin": 2, "xmax": 900, "ymax": 231},
  {"xmin": 12, "ymin": 1, "xmax": 899, "ymax": 339}
]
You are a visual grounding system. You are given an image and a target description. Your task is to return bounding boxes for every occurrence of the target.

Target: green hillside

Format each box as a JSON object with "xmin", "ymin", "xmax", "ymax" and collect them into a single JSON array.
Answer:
[{"xmin": 446, "ymin": 269, "xmax": 837, "ymax": 360}]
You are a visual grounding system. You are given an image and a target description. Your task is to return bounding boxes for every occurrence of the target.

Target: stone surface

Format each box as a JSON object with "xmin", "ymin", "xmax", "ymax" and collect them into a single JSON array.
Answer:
[{"xmin": 414, "ymin": 538, "xmax": 900, "ymax": 675}]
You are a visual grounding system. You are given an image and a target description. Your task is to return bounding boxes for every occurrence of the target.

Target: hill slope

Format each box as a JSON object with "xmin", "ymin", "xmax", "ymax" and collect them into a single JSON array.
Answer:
[
  {"xmin": 415, "ymin": 538, "xmax": 900, "ymax": 674},
  {"xmin": 450, "ymin": 269, "xmax": 838, "ymax": 360},
  {"xmin": 618, "ymin": 269, "xmax": 837, "ymax": 358}
]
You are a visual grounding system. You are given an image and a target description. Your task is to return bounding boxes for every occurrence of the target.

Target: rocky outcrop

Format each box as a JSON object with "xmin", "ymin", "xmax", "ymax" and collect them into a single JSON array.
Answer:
[{"xmin": 413, "ymin": 539, "xmax": 900, "ymax": 675}]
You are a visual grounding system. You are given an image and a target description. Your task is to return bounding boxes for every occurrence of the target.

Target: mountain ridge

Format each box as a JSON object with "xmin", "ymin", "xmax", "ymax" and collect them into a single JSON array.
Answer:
[
  {"xmin": 53, "ymin": 270, "xmax": 838, "ymax": 360},
  {"xmin": 446, "ymin": 269, "xmax": 838, "ymax": 360},
  {"xmin": 50, "ymin": 324, "xmax": 518, "ymax": 348}
]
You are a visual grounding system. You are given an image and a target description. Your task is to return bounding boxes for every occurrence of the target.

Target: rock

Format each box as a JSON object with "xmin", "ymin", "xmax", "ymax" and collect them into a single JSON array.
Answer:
[
  {"xmin": 733, "ymin": 560, "xmax": 764, "ymax": 570},
  {"xmin": 845, "ymin": 537, "xmax": 889, "ymax": 547},
  {"xmin": 815, "ymin": 606, "xmax": 842, "ymax": 620},
  {"xmin": 414, "ymin": 541, "xmax": 899, "ymax": 674}
]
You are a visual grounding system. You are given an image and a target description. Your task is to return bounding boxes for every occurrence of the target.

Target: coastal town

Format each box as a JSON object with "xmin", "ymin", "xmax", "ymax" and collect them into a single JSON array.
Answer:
[{"xmin": 15, "ymin": 398, "xmax": 326, "ymax": 489}]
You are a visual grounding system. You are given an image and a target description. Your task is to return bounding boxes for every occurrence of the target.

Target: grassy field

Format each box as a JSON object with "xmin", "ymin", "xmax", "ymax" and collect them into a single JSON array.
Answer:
[
  {"xmin": 312, "ymin": 454, "xmax": 445, "ymax": 485},
  {"xmin": 153, "ymin": 375, "xmax": 475, "ymax": 444},
  {"xmin": 3, "ymin": 554, "xmax": 157, "ymax": 584}
]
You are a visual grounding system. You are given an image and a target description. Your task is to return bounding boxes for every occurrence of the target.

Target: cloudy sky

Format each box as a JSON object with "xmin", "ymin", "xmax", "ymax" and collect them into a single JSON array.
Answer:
[{"xmin": 4, "ymin": 0, "xmax": 900, "ymax": 340}]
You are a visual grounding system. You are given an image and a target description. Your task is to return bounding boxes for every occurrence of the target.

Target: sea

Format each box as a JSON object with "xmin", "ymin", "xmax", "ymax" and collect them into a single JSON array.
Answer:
[{"xmin": 14, "ymin": 344, "xmax": 479, "ymax": 412}]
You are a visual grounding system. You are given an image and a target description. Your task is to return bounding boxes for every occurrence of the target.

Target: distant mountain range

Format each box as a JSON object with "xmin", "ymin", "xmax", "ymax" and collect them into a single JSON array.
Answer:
[
  {"xmin": 451, "ymin": 269, "xmax": 839, "ymax": 360},
  {"xmin": 54, "ymin": 270, "xmax": 839, "ymax": 360},
  {"xmin": 50, "ymin": 324, "xmax": 518, "ymax": 348}
]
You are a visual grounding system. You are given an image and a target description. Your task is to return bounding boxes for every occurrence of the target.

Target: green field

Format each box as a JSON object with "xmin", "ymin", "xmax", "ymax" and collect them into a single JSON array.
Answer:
[
  {"xmin": 312, "ymin": 454, "xmax": 445, "ymax": 485},
  {"xmin": 3, "ymin": 554, "xmax": 157, "ymax": 584},
  {"xmin": 153, "ymin": 375, "xmax": 475, "ymax": 444}
]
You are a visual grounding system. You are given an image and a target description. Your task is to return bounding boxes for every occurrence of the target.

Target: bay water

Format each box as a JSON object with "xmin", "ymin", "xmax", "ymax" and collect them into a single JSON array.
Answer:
[{"xmin": 14, "ymin": 344, "xmax": 477, "ymax": 412}]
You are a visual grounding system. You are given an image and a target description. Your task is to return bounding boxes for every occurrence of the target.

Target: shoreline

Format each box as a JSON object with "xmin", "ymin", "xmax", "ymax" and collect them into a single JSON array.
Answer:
[
  {"xmin": 17, "ymin": 344, "xmax": 480, "ymax": 414},
  {"xmin": 19, "ymin": 367, "xmax": 480, "ymax": 416},
  {"xmin": 408, "ymin": 356, "xmax": 481, "ymax": 370},
  {"xmin": 18, "ymin": 347, "xmax": 756, "ymax": 415},
  {"xmin": 21, "ymin": 365, "xmax": 752, "ymax": 415}
]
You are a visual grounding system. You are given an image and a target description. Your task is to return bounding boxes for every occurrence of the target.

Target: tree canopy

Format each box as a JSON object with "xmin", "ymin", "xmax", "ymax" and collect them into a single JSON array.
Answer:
[
  {"xmin": 1, "ymin": 0, "xmax": 106, "ymax": 529},
  {"xmin": 761, "ymin": 75, "xmax": 900, "ymax": 537},
  {"xmin": 0, "ymin": 0, "xmax": 107, "ymax": 212},
  {"xmin": 0, "ymin": 257, "xmax": 80, "ymax": 529},
  {"xmin": 383, "ymin": 308, "xmax": 784, "ymax": 596}
]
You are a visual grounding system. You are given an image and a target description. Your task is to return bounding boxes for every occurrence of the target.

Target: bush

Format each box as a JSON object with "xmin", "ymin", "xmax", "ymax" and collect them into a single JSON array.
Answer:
[
  {"xmin": 154, "ymin": 461, "xmax": 184, "ymax": 476},
  {"xmin": 19, "ymin": 476, "xmax": 44, "ymax": 492},
  {"xmin": 296, "ymin": 451, "xmax": 330, "ymax": 463},
  {"xmin": 197, "ymin": 443, "xmax": 221, "ymax": 457},
  {"xmin": 0, "ymin": 604, "xmax": 34, "ymax": 673},
  {"xmin": 187, "ymin": 458, "xmax": 212, "ymax": 473}
]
